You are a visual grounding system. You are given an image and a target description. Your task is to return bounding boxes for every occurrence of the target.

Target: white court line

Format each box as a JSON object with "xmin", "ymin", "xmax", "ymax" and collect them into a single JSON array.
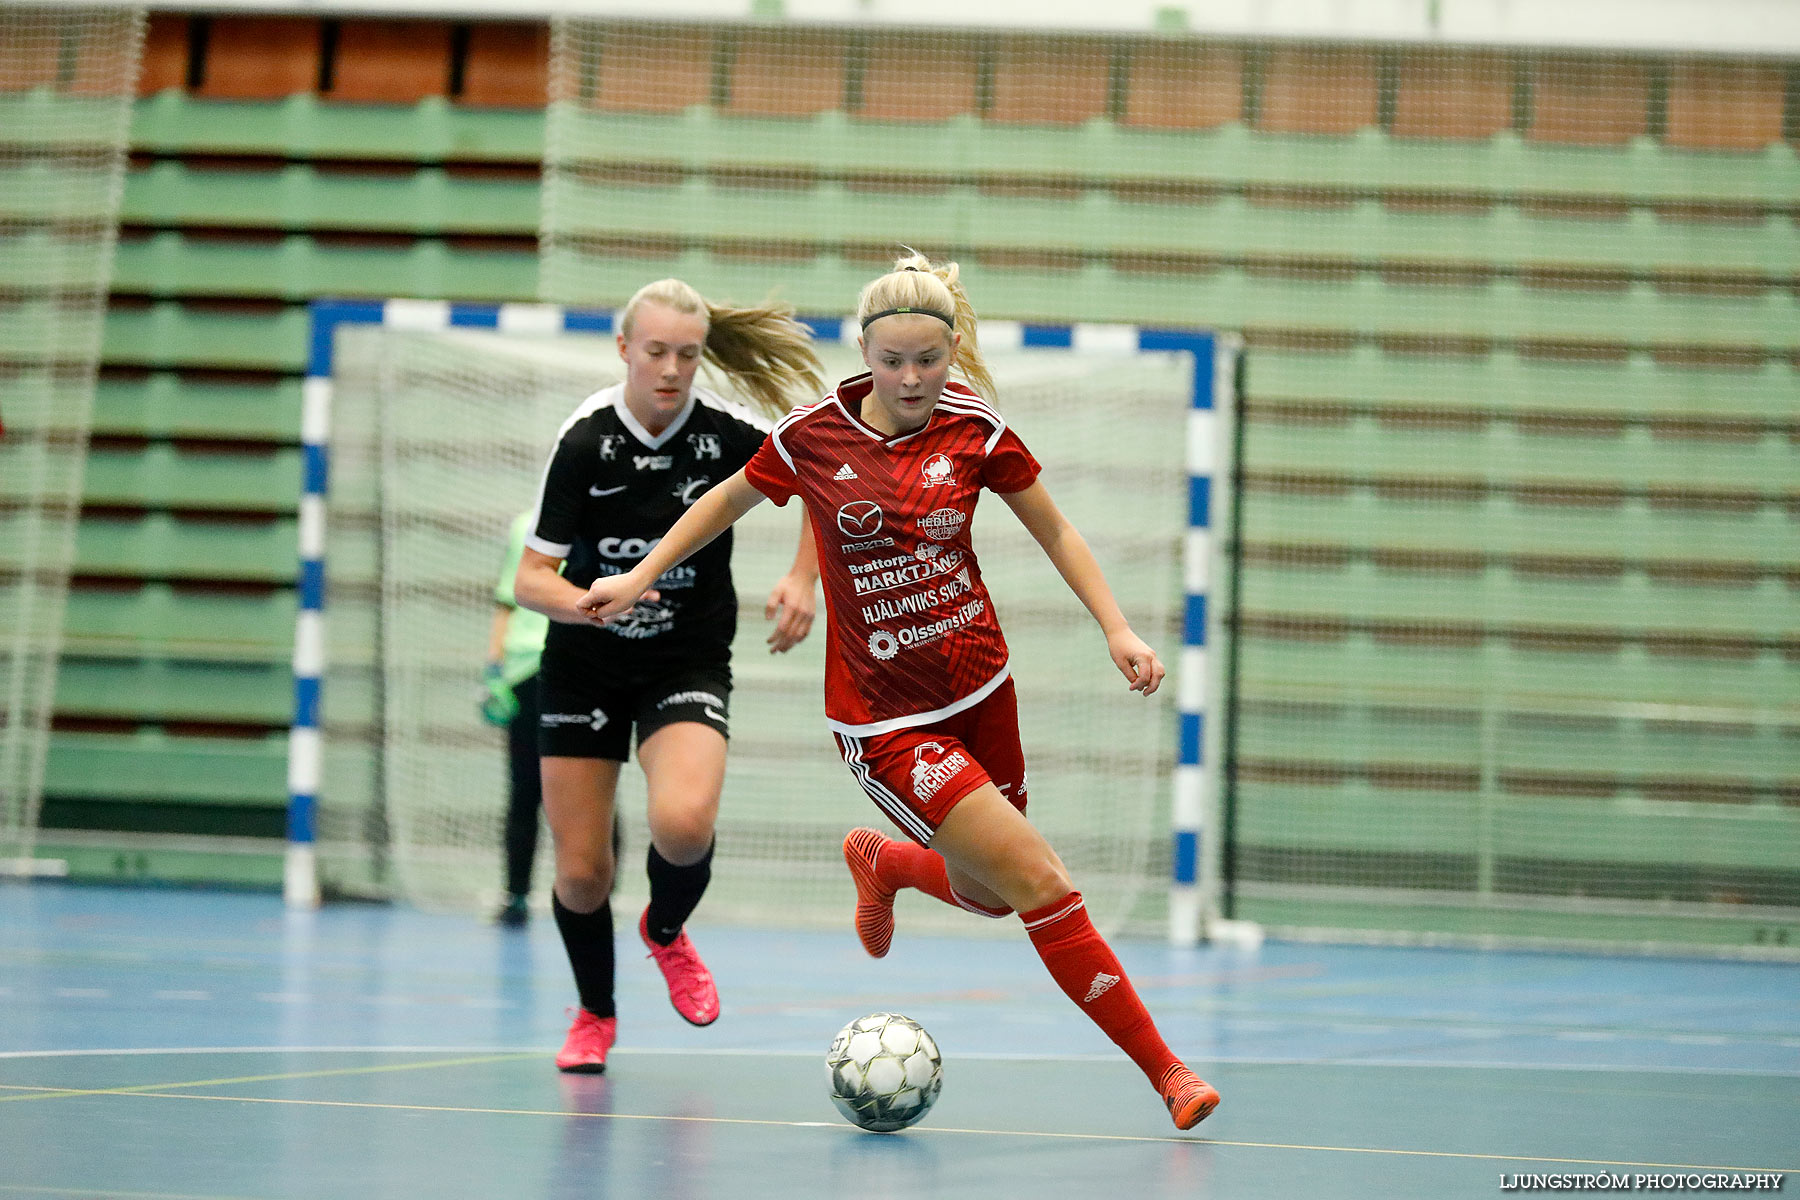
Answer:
[
  {"xmin": 1, "ymin": 1045, "xmax": 1797, "ymax": 1077},
  {"xmin": 5, "ymin": 1086, "xmax": 1795, "ymax": 1174}
]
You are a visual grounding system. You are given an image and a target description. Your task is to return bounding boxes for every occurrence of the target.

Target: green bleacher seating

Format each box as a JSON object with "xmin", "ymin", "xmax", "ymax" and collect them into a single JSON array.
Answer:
[
  {"xmin": 546, "ymin": 108, "xmax": 1800, "ymax": 207},
  {"xmin": 1234, "ymin": 785, "xmax": 1798, "ymax": 871},
  {"xmin": 81, "ymin": 443, "xmax": 300, "ymax": 511},
  {"xmin": 131, "ymin": 91, "xmax": 543, "ymax": 162},
  {"xmin": 1241, "ymin": 489, "xmax": 1793, "ymax": 564},
  {"xmin": 53, "ymin": 16, "xmax": 1799, "ymax": 918},
  {"xmin": 1238, "ymin": 567, "xmax": 1796, "ymax": 640},
  {"xmin": 123, "ymin": 160, "xmax": 540, "ymax": 234},
  {"xmin": 74, "ymin": 513, "xmax": 296, "ymax": 581},
  {"xmin": 53, "ymin": 657, "xmax": 291, "ymax": 724},
  {"xmin": 62, "ymin": 585, "xmax": 294, "ymax": 661},
  {"xmin": 93, "ymin": 373, "xmax": 301, "ymax": 442},
  {"xmin": 545, "ymin": 172, "xmax": 1800, "ymax": 276},
  {"xmin": 543, "ymin": 244, "xmax": 1800, "ymax": 348},
  {"xmin": 1247, "ymin": 345, "xmax": 1799, "ymax": 420},
  {"xmin": 44, "ymin": 730, "xmax": 288, "ymax": 805},
  {"xmin": 111, "ymin": 230, "xmax": 537, "ymax": 301},
  {"xmin": 101, "ymin": 299, "xmax": 309, "ymax": 370},
  {"xmin": 1237, "ymin": 634, "xmax": 1787, "ymax": 711},
  {"xmin": 1243, "ymin": 418, "xmax": 1799, "ymax": 494}
]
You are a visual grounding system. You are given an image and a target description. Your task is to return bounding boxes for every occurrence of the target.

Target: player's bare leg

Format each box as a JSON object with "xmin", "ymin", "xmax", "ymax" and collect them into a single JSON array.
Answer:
[
  {"xmin": 934, "ymin": 785, "xmax": 1221, "ymax": 1128},
  {"xmin": 933, "ymin": 785, "xmax": 1068, "ymax": 911},
  {"xmin": 636, "ymin": 723, "xmax": 725, "ymax": 1025},
  {"xmin": 543, "ymin": 756, "xmax": 624, "ymax": 1070},
  {"xmin": 544, "ymin": 756, "xmax": 623, "ymax": 910}
]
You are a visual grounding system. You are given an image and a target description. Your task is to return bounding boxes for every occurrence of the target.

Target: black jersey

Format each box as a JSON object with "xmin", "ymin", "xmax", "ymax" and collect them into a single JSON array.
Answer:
[{"xmin": 527, "ymin": 382, "xmax": 772, "ymax": 668}]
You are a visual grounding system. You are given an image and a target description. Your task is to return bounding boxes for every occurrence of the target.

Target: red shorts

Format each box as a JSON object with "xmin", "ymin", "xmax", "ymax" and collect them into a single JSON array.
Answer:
[{"xmin": 831, "ymin": 677, "xmax": 1027, "ymax": 847}]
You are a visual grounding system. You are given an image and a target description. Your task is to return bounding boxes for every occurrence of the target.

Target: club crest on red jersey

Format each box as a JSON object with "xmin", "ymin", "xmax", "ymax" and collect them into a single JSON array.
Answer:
[{"xmin": 920, "ymin": 453, "xmax": 955, "ymax": 487}]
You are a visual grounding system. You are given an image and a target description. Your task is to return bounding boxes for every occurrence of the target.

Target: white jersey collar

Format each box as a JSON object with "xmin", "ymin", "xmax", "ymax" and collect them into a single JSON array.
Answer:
[
  {"xmin": 613, "ymin": 383, "xmax": 698, "ymax": 450},
  {"xmin": 831, "ymin": 374, "xmax": 938, "ymax": 447}
]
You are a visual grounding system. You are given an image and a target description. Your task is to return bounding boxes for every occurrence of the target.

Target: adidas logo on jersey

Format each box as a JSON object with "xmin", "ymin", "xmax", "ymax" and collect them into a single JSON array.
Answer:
[
  {"xmin": 833, "ymin": 463, "xmax": 858, "ymax": 481},
  {"xmin": 1083, "ymin": 971, "xmax": 1120, "ymax": 1002}
]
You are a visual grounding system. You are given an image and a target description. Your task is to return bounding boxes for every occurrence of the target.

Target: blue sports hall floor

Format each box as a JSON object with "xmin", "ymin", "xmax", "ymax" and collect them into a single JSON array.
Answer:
[{"xmin": 2, "ymin": 881, "xmax": 1795, "ymax": 1199}]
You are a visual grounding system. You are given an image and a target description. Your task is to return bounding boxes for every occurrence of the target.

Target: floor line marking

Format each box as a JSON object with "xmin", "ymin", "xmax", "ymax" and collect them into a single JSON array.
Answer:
[
  {"xmin": 0, "ymin": 1184, "xmax": 261, "ymax": 1200},
  {"xmin": 30, "ymin": 1088, "xmax": 1800, "ymax": 1173},
  {"xmin": 0, "ymin": 1052, "xmax": 535, "ymax": 1104},
  {"xmin": 1, "ymin": 1045, "xmax": 1797, "ymax": 1077}
]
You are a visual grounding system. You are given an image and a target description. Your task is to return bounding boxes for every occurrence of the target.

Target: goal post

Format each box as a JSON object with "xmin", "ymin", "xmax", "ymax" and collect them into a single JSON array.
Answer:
[{"xmin": 293, "ymin": 298, "xmax": 1236, "ymax": 943}]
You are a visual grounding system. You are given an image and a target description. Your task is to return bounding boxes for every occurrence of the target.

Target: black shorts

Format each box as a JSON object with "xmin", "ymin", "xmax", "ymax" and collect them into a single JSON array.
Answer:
[{"xmin": 537, "ymin": 657, "xmax": 732, "ymax": 761}]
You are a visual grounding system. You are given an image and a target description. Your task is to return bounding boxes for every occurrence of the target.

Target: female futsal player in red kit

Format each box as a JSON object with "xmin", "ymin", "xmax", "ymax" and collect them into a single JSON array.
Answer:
[{"xmin": 574, "ymin": 253, "xmax": 1220, "ymax": 1129}]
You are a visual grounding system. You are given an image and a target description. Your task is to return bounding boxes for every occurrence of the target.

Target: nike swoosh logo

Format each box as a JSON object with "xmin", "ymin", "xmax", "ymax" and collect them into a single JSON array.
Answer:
[
  {"xmin": 703, "ymin": 707, "xmax": 726, "ymax": 722},
  {"xmin": 589, "ymin": 485, "xmax": 627, "ymax": 497}
]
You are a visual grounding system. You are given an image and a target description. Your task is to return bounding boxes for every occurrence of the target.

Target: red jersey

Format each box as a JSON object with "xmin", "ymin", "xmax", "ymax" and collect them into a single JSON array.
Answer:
[{"xmin": 745, "ymin": 374, "xmax": 1041, "ymax": 736}]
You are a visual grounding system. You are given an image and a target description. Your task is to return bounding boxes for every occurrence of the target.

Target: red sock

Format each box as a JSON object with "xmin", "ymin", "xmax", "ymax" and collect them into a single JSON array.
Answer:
[
  {"xmin": 876, "ymin": 839, "xmax": 1013, "ymax": 916},
  {"xmin": 875, "ymin": 839, "xmax": 957, "ymax": 906},
  {"xmin": 1022, "ymin": 891, "xmax": 1179, "ymax": 1086}
]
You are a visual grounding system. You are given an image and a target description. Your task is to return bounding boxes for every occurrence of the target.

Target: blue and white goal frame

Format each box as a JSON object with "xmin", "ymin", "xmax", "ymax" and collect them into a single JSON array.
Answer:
[{"xmin": 290, "ymin": 298, "xmax": 1239, "ymax": 945}]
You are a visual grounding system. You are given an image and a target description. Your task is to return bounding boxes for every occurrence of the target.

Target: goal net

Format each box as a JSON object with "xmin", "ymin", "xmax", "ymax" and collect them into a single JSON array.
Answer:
[
  {"xmin": 537, "ymin": 18, "xmax": 1800, "ymax": 954},
  {"xmin": 0, "ymin": 6, "xmax": 143, "ymax": 872},
  {"xmin": 314, "ymin": 315, "xmax": 1188, "ymax": 937}
]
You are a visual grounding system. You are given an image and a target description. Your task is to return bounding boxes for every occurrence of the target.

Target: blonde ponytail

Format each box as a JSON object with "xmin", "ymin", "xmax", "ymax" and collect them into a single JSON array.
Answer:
[
  {"xmin": 619, "ymin": 279, "xmax": 823, "ymax": 417},
  {"xmin": 855, "ymin": 252, "xmax": 995, "ymax": 401}
]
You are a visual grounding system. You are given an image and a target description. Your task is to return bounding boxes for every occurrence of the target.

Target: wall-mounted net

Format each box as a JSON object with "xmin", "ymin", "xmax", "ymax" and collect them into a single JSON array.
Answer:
[
  {"xmin": 0, "ymin": 6, "xmax": 144, "ymax": 872},
  {"xmin": 540, "ymin": 22, "xmax": 1800, "ymax": 952}
]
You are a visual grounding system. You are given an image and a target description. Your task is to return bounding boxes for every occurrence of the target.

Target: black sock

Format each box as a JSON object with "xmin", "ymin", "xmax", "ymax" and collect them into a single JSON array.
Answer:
[
  {"xmin": 552, "ymin": 892, "xmax": 616, "ymax": 1018},
  {"xmin": 502, "ymin": 675, "xmax": 542, "ymax": 897},
  {"xmin": 643, "ymin": 839, "xmax": 713, "ymax": 946}
]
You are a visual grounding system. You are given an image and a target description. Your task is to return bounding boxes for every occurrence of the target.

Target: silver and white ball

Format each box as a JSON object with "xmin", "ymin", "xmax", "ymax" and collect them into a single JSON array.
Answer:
[{"xmin": 825, "ymin": 1012, "xmax": 943, "ymax": 1132}]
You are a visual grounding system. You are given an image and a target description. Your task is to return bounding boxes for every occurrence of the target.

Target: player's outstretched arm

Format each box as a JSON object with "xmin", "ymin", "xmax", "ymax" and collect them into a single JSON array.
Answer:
[
  {"xmin": 998, "ymin": 480, "xmax": 1166, "ymax": 696},
  {"xmin": 576, "ymin": 469, "xmax": 768, "ymax": 625},
  {"xmin": 764, "ymin": 505, "xmax": 818, "ymax": 653},
  {"xmin": 517, "ymin": 548, "xmax": 610, "ymax": 626}
]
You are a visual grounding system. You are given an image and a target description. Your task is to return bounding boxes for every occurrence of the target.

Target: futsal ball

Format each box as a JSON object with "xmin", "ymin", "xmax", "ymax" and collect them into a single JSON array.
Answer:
[{"xmin": 825, "ymin": 1012, "xmax": 943, "ymax": 1132}]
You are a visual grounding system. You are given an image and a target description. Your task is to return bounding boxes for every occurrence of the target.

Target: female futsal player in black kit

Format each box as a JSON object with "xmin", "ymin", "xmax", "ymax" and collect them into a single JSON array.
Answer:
[{"xmin": 515, "ymin": 278, "xmax": 823, "ymax": 1071}]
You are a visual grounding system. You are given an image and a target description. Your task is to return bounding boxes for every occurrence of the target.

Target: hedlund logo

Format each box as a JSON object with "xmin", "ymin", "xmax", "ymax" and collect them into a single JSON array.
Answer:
[{"xmin": 919, "ymin": 507, "xmax": 965, "ymax": 541}]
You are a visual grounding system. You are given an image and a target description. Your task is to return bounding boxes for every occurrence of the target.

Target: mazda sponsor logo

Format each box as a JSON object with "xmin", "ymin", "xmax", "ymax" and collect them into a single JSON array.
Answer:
[{"xmin": 836, "ymin": 500, "xmax": 883, "ymax": 537}]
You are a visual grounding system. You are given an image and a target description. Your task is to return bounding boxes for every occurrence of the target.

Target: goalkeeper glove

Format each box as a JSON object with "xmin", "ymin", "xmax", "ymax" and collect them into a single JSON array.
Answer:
[{"xmin": 480, "ymin": 662, "xmax": 518, "ymax": 726}]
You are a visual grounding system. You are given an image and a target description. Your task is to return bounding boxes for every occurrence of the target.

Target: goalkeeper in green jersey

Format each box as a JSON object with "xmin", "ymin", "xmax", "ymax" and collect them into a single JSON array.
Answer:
[{"xmin": 482, "ymin": 509, "xmax": 551, "ymax": 926}]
